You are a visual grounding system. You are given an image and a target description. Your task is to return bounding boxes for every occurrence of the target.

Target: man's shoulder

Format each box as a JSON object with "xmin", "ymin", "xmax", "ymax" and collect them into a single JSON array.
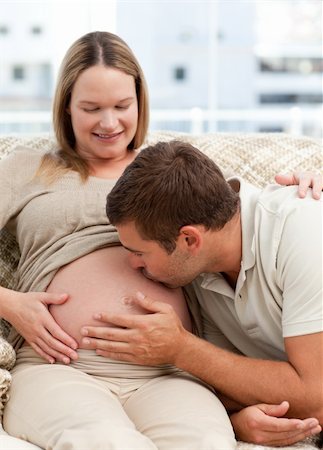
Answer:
[{"xmin": 257, "ymin": 184, "xmax": 321, "ymax": 216}]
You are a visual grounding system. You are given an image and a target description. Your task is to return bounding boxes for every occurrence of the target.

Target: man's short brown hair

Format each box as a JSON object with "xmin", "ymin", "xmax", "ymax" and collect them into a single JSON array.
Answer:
[{"xmin": 107, "ymin": 140, "xmax": 240, "ymax": 253}]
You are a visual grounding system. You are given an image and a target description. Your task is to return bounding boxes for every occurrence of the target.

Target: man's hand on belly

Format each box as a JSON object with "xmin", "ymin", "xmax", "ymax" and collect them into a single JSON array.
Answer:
[{"xmin": 80, "ymin": 291, "xmax": 189, "ymax": 365}]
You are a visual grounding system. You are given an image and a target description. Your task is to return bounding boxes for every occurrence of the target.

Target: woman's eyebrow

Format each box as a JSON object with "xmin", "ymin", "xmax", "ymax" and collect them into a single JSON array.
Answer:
[{"xmin": 78, "ymin": 97, "xmax": 135, "ymax": 105}]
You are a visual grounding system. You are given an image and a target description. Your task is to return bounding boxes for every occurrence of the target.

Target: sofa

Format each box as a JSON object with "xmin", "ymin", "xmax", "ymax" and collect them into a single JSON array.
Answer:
[{"xmin": 0, "ymin": 131, "xmax": 321, "ymax": 450}]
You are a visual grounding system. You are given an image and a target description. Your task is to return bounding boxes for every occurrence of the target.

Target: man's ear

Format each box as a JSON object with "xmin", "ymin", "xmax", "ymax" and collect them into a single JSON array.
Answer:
[{"xmin": 178, "ymin": 225, "xmax": 203, "ymax": 254}]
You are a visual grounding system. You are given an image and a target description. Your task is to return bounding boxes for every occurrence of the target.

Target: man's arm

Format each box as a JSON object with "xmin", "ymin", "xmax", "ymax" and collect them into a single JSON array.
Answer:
[
  {"xmin": 175, "ymin": 329, "xmax": 323, "ymax": 422},
  {"xmin": 81, "ymin": 295, "xmax": 323, "ymax": 423},
  {"xmin": 81, "ymin": 295, "xmax": 322, "ymax": 446}
]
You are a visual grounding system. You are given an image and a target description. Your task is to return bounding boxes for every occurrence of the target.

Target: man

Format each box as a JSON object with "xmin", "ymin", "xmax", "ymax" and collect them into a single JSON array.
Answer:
[{"xmin": 83, "ymin": 140, "xmax": 322, "ymax": 447}]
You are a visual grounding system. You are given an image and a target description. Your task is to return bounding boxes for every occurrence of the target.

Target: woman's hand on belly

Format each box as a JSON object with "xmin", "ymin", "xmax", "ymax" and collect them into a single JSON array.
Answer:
[
  {"xmin": 4, "ymin": 289, "xmax": 79, "ymax": 364},
  {"xmin": 80, "ymin": 291, "xmax": 193, "ymax": 366}
]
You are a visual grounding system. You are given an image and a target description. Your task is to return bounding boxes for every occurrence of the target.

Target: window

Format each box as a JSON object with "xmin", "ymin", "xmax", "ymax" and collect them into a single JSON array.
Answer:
[
  {"xmin": 259, "ymin": 57, "xmax": 323, "ymax": 74},
  {"xmin": 259, "ymin": 93, "xmax": 323, "ymax": 104},
  {"xmin": 174, "ymin": 66, "xmax": 186, "ymax": 81},
  {"xmin": 31, "ymin": 25, "xmax": 42, "ymax": 35},
  {"xmin": 12, "ymin": 66, "xmax": 25, "ymax": 80},
  {"xmin": 258, "ymin": 126, "xmax": 284, "ymax": 133},
  {"xmin": 0, "ymin": 25, "xmax": 9, "ymax": 35}
]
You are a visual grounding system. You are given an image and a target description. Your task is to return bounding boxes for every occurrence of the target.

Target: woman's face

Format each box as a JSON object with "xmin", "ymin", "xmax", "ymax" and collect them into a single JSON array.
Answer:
[{"xmin": 69, "ymin": 65, "xmax": 138, "ymax": 164}]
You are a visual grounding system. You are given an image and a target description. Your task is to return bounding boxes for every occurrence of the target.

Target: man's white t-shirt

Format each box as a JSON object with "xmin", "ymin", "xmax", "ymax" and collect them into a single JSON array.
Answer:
[{"xmin": 191, "ymin": 178, "xmax": 322, "ymax": 361}]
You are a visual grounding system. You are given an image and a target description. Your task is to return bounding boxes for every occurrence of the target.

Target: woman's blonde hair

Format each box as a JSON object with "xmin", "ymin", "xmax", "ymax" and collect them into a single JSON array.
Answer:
[{"xmin": 38, "ymin": 31, "xmax": 149, "ymax": 182}]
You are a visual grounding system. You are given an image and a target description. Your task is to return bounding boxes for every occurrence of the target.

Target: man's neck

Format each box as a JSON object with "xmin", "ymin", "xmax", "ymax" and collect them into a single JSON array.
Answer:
[
  {"xmin": 221, "ymin": 270, "xmax": 239, "ymax": 289},
  {"xmin": 206, "ymin": 211, "xmax": 242, "ymax": 278}
]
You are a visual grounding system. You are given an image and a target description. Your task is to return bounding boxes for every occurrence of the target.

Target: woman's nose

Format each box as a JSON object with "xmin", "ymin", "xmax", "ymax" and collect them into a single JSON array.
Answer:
[{"xmin": 99, "ymin": 111, "xmax": 118, "ymax": 130}]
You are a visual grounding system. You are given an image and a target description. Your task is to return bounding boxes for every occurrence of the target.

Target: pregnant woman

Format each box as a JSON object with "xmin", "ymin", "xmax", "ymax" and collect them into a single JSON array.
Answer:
[
  {"xmin": 0, "ymin": 31, "xmax": 236, "ymax": 450},
  {"xmin": 0, "ymin": 31, "xmax": 318, "ymax": 450}
]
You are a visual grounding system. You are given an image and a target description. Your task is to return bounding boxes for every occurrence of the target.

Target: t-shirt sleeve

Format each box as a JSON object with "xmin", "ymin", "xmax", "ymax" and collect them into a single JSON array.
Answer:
[
  {"xmin": 202, "ymin": 309, "xmax": 243, "ymax": 354},
  {"xmin": 276, "ymin": 197, "xmax": 323, "ymax": 337}
]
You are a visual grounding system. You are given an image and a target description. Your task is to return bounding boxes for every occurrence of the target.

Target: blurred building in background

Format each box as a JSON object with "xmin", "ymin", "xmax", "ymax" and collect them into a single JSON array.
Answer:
[
  {"xmin": 0, "ymin": 2, "xmax": 53, "ymax": 112},
  {"xmin": 0, "ymin": 0, "xmax": 322, "ymax": 137},
  {"xmin": 117, "ymin": 0, "xmax": 322, "ymax": 136},
  {"xmin": 0, "ymin": 0, "xmax": 116, "ymax": 133}
]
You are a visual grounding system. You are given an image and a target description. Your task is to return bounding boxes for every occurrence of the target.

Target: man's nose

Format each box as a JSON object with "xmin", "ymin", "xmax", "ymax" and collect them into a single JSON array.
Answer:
[{"xmin": 128, "ymin": 253, "xmax": 144, "ymax": 269}]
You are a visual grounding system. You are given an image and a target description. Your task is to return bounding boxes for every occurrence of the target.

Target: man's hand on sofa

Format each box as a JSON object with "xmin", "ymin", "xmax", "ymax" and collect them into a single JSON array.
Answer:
[
  {"xmin": 230, "ymin": 401, "xmax": 322, "ymax": 447},
  {"xmin": 275, "ymin": 172, "xmax": 322, "ymax": 199},
  {"xmin": 0, "ymin": 288, "xmax": 78, "ymax": 364}
]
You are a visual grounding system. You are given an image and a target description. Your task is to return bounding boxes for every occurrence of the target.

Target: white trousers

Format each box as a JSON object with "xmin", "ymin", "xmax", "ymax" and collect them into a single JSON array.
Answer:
[{"xmin": 4, "ymin": 347, "xmax": 236, "ymax": 450}]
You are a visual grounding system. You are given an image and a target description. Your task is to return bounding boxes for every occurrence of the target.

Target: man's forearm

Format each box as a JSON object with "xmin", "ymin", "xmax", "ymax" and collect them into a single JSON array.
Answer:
[{"xmin": 175, "ymin": 332, "xmax": 321, "ymax": 421}]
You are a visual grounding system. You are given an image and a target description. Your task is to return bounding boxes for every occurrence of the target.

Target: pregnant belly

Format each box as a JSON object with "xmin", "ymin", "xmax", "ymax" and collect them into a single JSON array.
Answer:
[{"xmin": 48, "ymin": 246, "xmax": 192, "ymax": 346}]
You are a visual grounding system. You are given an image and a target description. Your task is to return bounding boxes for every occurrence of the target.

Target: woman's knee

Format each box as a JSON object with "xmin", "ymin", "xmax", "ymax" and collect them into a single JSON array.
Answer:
[{"xmin": 53, "ymin": 422, "xmax": 158, "ymax": 450}]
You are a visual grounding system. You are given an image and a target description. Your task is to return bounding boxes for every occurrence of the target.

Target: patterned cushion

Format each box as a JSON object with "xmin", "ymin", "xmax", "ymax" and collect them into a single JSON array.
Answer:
[{"xmin": 0, "ymin": 132, "xmax": 321, "ymax": 448}]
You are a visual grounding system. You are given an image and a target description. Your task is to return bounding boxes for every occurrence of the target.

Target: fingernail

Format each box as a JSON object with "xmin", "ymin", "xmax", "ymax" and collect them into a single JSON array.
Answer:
[
  {"xmin": 63, "ymin": 357, "xmax": 70, "ymax": 364},
  {"xmin": 81, "ymin": 328, "xmax": 88, "ymax": 336},
  {"xmin": 309, "ymin": 419, "xmax": 319, "ymax": 427},
  {"xmin": 136, "ymin": 291, "xmax": 146, "ymax": 300},
  {"xmin": 82, "ymin": 338, "xmax": 90, "ymax": 345},
  {"xmin": 93, "ymin": 313, "xmax": 102, "ymax": 320},
  {"xmin": 70, "ymin": 351, "xmax": 78, "ymax": 360}
]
